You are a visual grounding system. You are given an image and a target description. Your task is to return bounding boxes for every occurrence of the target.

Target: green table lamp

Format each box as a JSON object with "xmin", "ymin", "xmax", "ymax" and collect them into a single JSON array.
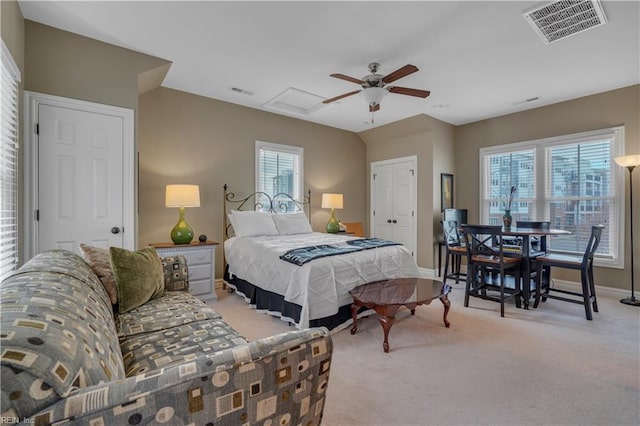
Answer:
[
  {"xmin": 165, "ymin": 184, "xmax": 200, "ymax": 244},
  {"xmin": 322, "ymin": 193, "xmax": 343, "ymax": 233}
]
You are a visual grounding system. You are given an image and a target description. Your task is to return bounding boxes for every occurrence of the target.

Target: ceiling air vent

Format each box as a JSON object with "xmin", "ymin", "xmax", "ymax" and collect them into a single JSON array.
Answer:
[{"xmin": 524, "ymin": 0, "xmax": 607, "ymax": 45}]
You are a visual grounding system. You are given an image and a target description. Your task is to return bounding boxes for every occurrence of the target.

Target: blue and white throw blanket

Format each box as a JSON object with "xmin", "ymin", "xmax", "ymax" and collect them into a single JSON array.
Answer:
[{"xmin": 280, "ymin": 238, "xmax": 401, "ymax": 266}]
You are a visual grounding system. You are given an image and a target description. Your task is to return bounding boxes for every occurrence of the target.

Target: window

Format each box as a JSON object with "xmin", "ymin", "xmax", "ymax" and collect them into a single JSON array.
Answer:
[
  {"xmin": 255, "ymin": 141, "xmax": 303, "ymax": 210},
  {"xmin": 480, "ymin": 127, "xmax": 625, "ymax": 268},
  {"xmin": 1, "ymin": 40, "xmax": 21, "ymax": 281}
]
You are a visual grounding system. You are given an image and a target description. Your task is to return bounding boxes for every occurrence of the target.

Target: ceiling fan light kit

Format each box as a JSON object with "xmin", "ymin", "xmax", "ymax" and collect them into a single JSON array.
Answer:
[
  {"xmin": 360, "ymin": 87, "xmax": 388, "ymax": 109},
  {"xmin": 323, "ymin": 62, "xmax": 431, "ymax": 113}
]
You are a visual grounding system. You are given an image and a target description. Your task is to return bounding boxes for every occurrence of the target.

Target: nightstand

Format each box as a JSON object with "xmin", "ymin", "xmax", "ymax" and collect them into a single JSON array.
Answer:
[{"xmin": 150, "ymin": 241, "xmax": 218, "ymax": 302}]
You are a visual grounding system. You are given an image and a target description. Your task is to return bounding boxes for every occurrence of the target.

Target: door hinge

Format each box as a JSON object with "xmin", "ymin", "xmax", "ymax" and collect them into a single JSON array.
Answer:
[
  {"xmin": 410, "ymin": 169, "xmax": 414, "ymax": 176},
  {"xmin": 35, "ymin": 123, "xmax": 39, "ymax": 135},
  {"xmin": 373, "ymin": 173, "xmax": 377, "ymax": 180},
  {"xmin": 35, "ymin": 210, "xmax": 39, "ymax": 221},
  {"xmin": 412, "ymin": 211, "xmax": 415, "ymax": 217},
  {"xmin": 373, "ymin": 210, "xmax": 376, "ymax": 216}
]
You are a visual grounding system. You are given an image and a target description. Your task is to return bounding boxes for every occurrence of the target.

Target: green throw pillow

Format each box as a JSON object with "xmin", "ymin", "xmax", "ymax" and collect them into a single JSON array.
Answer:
[{"xmin": 110, "ymin": 246, "xmax": 165, "ymax": 313}]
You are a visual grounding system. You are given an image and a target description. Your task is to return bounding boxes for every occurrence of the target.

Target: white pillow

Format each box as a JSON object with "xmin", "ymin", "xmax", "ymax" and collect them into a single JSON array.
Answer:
[
  {"xmin": 230, "ymin": 210, "xmax": 279, "ymax": 237},
  {"xmin": 272, "ymin": 212, "xmax": 313, "ymax": 235}
]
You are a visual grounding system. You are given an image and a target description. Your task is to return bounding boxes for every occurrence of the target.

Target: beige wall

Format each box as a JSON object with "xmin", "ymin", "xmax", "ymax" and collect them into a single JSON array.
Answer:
[
  {"xmin": 455, "ymin": 85, "xmax": 640, "ymax": 291},
  {"xmin": 359, "ymin": 114, "xmax": 456, "ymax": 269},
  {"xmin": 24, "ymin": 21, "xmax": 170, "ymax": 110},
  {"xmin": 138, "ymin": 87, "xmax": 367, "ymax": 277},
  {"xmin": 2, "ymin": 0, "xmax": 25, "ymax": 71}
]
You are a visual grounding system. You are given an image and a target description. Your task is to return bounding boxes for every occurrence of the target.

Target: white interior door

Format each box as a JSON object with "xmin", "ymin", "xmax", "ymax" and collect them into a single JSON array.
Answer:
[
  {"xmin": 371, "ymin": 156, "xmax": 417, "ymax": 257},
  {"xmin": 391, "ymin": 164, "xmax": 415, "ymax": 250},
  {"xmin": 25, "ymin": 92, "xmax": 134, "ymax": 257},
  {"xmin": 372, "ymin": 164, "xmax": 394, "ymax": 241}
]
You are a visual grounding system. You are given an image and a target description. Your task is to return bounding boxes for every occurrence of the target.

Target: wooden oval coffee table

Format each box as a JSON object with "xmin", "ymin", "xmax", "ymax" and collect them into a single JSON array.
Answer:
[{"xmin": 349, "ymin": 278, "xmax": 451, "ymax": 353}]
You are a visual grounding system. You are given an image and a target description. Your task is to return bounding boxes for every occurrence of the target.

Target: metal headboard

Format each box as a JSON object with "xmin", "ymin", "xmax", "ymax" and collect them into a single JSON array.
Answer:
[
  {"xmin": 222, "ymin": 184, "xmax": 311, "ymax": 240},
  {"xmin": 222, "ymin": 184, "xmax": 311, "ymax": 277}
]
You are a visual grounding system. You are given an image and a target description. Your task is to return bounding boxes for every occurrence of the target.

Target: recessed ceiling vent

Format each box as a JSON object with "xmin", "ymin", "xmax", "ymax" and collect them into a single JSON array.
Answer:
[{"xmin": 524, "ymin": 0, "xmax": 607, "ymax": 45}]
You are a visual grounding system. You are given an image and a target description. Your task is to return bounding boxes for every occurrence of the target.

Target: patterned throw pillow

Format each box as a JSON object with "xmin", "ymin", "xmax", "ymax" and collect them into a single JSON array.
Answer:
[
  {"xmin": 109, "ymin": 246, "xmax": 165, "ymax": 314},
  {"xmin": 79, "ymin": 243, "xmax": 118, "ymax": 305}
]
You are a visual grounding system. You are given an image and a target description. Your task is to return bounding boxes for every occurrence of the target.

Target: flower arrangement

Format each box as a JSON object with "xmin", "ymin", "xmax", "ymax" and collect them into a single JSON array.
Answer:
[{"xmin": 505, "ymin": 186, "xmax": 517, "ymax": 211}]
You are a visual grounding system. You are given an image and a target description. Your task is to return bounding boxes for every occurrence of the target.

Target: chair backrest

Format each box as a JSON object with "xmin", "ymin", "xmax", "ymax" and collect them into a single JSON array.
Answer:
[
  {"xmin": 582, "ymin": 224, "xmax": 605, "ymax": 265},
  {"xmin": 516, "ymin": 221, "xmax": 550, "ymax": 229},
  {"xmin": 461, "ymin": 224, "xmax": 505, "ymax": 259},
  {"xmin": 442, "ymin": 220, "xmax": 462, "ymax": 248}
]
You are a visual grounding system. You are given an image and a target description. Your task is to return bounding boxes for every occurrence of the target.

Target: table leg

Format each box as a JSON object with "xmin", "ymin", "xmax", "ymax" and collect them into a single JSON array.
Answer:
[
  {"xmin": 440, "ymin": 294, "xmax": 451, "ymax": 328},
  {"xmin": 437, "ymin": 242, "xmax": 443, "ymax": 277},
  {"xmin": 377, "ymin": 315, "xmax": 396, "ymax": 353},
  {"xmin": 521, "ymin": 235, "xmax": 531, "ymax": 309},
  {"xmin": 350, "ymin": 302, "xmax": 361, "ymax": 335}
]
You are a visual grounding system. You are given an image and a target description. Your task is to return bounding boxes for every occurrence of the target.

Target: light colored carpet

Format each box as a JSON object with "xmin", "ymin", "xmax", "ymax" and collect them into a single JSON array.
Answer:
[{"xmin": 211, "ymin": 281, "xmax": 640, "ymax": 426}]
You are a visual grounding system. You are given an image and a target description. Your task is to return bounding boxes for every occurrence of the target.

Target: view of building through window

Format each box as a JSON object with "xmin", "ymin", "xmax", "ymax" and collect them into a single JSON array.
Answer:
[{"xmin": 481, "ymin": 128, "xmax": 623, "ymax": 265}]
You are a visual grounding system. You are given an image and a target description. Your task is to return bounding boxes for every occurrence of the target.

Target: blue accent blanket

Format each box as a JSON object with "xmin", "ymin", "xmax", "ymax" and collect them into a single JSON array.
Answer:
[{"xmin": 279, "ymin": 238, "xmax": 401, "ymax": 266}]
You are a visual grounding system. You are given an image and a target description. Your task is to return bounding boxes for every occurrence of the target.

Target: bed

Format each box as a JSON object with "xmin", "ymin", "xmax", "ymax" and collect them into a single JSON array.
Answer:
[{"xmin": 222, "ymin": 184, "xmax": 422, "ymax": 330}]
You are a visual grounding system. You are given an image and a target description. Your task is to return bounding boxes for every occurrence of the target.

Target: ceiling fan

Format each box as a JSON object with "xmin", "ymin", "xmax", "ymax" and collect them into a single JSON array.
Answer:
[{"xmin": 322, "ymin": 62, "xmax": 431, "ymax": 112}]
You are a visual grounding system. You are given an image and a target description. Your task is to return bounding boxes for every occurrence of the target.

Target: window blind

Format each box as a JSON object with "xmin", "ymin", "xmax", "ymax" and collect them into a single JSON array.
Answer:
[
  {"xmin": 479, "ymin": 127, "xmax": 623, "ymax": 267},
  {"xmin": 482, "ymin": 149, "xmax": 536, "ymax": 226},
  {"xmin": 545, "ymin": 139, "xmax": 615, "ymax": 258},
  {"xmin": 0, "ymin": 40, "xmax": 21, "ymax": 281},
  {"xmin": 255, "ymin": 141, "xmax": 303, "ymax": 208}
]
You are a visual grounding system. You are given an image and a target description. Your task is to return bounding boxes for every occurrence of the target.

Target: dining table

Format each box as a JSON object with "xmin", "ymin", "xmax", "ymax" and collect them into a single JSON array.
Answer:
[{"xmin": 501, "ymin": 226, "xmax": 571, "ymax": 308}]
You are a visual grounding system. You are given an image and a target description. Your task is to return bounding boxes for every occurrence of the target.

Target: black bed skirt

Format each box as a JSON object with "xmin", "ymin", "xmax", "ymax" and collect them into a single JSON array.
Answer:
[{"xmin": 224, "ymin": 267, "xmax": 359, "ymax": 330}]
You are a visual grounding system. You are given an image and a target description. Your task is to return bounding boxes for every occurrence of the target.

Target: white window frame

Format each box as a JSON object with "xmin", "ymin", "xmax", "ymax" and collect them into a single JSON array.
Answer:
[
  {"xmin": 1, "ymin": 39, "xmax": 21, "ymax": 281},
  {"xmin": 255, "ymin": 141, "xmax": 304, "ymax": 202},
  {"xmin": 479, "ymin": 127, "xmax": 625, "ymax": 268}
]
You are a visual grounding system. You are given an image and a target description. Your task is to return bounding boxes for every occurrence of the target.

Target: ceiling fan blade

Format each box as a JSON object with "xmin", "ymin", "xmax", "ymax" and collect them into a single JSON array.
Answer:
[
  {"xmin": 369, "ymin": 103, "xmax": 381, "ymax": 112},
  {"xmin": 322, "ymin": 90, "xmax": 361, "ymax": 104},
  {"xmin": 387, "ymin": 86, "xmax": 431, "ymax": 98},
  {"xmin": 330, "ymin": 73, "xmax": 364, "ymax": 85},
  {"xmin": 382, "ymin": 64, "xmax": 419, "ymax": 84}
]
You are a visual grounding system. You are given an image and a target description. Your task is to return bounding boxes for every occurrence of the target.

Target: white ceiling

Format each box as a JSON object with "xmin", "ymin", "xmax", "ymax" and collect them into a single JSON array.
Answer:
[{"xmin": 18, "ymin": 1, "xmax": 640, "ymax": 133}]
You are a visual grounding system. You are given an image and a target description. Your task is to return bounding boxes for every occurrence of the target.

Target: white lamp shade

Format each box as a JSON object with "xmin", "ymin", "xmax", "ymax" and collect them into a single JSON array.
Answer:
[
  {"xmin": 614, "ymin": 154, "xmax": 640, "ymax": 168},
  {"xmin": 360, "ymin": 87, "xmax": 388, "ymax": 106},
  {"xmin": 321, "ymin": 193, "xmax": 343, "ymax": 209},
  {"xmin": 165, "ymin": 184, "xmax": 200, "ymax": 207}
]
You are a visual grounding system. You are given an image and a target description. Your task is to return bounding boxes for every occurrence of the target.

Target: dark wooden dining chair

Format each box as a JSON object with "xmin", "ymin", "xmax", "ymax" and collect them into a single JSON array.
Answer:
[
  {"xmin": 534, "ymin": 224, "xmax": 604, "ymax": 320},
  {"xmin": 441, "ymin": 220, "xmax": 466, "ymax": 285},
  {"xmin": 462, "ymin": 225, "xmax": 523, "ymax": 317}
]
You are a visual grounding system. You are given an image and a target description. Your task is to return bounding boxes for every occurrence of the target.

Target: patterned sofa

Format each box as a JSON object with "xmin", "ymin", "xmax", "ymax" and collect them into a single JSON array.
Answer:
[{"xmin": 0, "ymin": 250, "xmax": 333, "ymax": 425}]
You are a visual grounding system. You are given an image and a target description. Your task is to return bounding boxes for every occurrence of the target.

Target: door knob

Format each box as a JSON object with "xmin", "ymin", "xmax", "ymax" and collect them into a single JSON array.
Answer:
[
  {"xmin": 392, "ymin": 219, "xmax": 397, "ymax": 224},
  {"xmin": 111, "ymin": 227, "xmax": 121, "ymax": 234},
  {"xmin": 387, "ymin": 219, "xmax": 392, "ymax": 223}
]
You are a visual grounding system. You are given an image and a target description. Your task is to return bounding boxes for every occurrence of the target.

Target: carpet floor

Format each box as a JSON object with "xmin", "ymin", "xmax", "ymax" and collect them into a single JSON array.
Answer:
[{"xmin": 211, "ymin": 280, "xmax": 640, "ymax": 426}]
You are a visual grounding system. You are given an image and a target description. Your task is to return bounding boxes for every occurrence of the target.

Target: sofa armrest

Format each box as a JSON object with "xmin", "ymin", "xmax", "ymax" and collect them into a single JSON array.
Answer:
[
  {"xmin": 160, "ymin": 255, "xmax": 189, "ymax": 292},
  {"xmin": 27, "ymin": 327, "xmax": 333, "ymax": 425}
]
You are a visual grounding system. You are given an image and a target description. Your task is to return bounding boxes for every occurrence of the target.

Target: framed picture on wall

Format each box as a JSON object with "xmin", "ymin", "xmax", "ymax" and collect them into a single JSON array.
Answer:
[{"xmin": 441, "ymin": 173, "xmax": 453, "ymax": 211}]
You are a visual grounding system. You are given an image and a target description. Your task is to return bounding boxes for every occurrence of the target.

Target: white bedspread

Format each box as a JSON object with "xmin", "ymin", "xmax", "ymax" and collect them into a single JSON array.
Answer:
[{"xmin": 224, "ymin": 232, "xmax": 422, "ymax": 328}]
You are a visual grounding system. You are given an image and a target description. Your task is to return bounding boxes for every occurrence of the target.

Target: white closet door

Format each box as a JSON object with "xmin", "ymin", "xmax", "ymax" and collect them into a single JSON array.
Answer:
[{"xmin": 371, "ymin": 156, "xmax": 417, "ymax": 257}]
